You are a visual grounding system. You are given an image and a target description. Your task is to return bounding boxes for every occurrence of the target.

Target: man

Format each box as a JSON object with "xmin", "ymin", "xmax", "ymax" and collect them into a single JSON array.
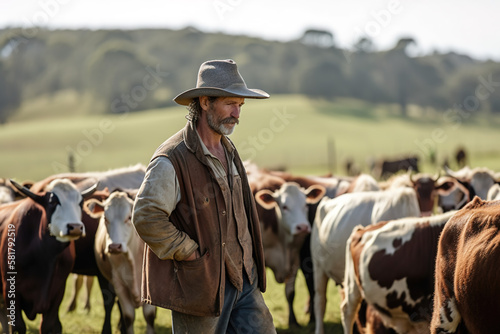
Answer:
[{"xmin": 133, "ymin": 59, "xmax": 276, "ymax": 333}]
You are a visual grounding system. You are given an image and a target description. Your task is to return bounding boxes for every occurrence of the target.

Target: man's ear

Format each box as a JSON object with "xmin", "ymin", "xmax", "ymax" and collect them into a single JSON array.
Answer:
[{"xmin": 199, "ymin": 96, "xmax": 210, "ymax": 111}]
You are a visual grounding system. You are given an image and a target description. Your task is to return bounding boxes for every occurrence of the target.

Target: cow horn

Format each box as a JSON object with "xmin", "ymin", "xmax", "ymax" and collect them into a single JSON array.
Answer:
[
  {"xmin": 433, "ymin": 171, "xmax": 441, "ymax": 183},
  {"xmin": 9, "ymin": 179, "xmax": 45, "ymax": 202},
  {"xmin": 408, "ymin": 167, "xmax": 416, "ymax": 184},
  {"xmin": 81, "ymin": 182, "xmax": 99, "ymax": 198},
  {"xmin": 444, "ymin": 165, "xmax": 458, "ymax": 178}
]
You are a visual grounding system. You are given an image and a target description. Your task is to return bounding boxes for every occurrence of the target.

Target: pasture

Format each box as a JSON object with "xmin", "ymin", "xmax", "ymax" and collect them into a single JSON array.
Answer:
[
  {"xmin": 2, "ymin": 95, "xmax": 500, "ymax": 333},
  {"xmin": 2, "ymin": 95, "xmax": 500, "ymax": 181},
  {"xmin": 18, "ymin": 269, "xmax": 342, "ymax": 333}
]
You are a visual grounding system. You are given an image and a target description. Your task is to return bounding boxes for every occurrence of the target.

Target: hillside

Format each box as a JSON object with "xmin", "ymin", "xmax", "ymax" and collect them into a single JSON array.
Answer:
[
  {"xmin": 1, "ymin": 27, "xmax": 500, "ymax": 124},
  {"xmin": 1, "ymin": 95, "xmax": 500, "ymax": 182}
]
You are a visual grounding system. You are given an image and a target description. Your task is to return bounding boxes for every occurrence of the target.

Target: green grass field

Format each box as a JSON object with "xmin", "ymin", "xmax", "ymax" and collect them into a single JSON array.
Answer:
[
  {"xmin": 2, "ymin": 95, "xmax": 500, "ymax": 182},
  {"xmin": 2, "ymin": 95, "xmax": 500, "ymax": 333},
  {"xmin": 18, "ymin": 268, "xmax": 342, "ymax": 333}
]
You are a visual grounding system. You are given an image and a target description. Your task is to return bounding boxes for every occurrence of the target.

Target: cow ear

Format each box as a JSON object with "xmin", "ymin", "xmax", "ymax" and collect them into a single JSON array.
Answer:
[
  {"xmin": 255, "ymin": 189, "xmax": 277, "ymax": 210},
  {"xmin": 305, "ymin": 185, "xmax": 326, "ymax": 204},
  {"xmin": 83, "ymin": 198, "xmax": 105, "ymax": 218},
  {"xmin": 436, "ymin": 181, "xmax": 455, "ymax": 196}
]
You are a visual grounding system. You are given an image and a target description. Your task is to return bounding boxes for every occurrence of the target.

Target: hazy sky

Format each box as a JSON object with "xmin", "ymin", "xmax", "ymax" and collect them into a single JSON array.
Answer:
[{"xmin": 1, "ymin": 0, "xmax": 498, "ymax": 60}]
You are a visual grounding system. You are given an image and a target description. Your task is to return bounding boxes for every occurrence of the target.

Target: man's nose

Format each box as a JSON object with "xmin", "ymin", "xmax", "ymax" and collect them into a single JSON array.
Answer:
[{"xmin": 231, "ymin": 106, "xmax": 241, "ymax": 119}]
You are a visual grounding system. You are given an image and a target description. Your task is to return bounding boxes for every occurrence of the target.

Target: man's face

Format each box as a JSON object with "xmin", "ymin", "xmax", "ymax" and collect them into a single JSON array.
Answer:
[{"xmin": 206, "ymin": 97, "xmax": 245, "ymax": 136}]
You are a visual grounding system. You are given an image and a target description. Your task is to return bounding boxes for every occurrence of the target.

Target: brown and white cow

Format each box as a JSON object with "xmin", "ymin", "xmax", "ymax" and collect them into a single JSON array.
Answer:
[
  {"xmin": 311, "ymin": 187, "xmax": 420, "ymax": 334},
  {"xmin": 270, "ymin": 171, "xmax": 375, "ymax": 326},
  {"xmin": 431, "ymin": 197, "xmax": 500, "ymax": 334},
  {"xmin": 342, "ymin": 211, "xmax": 456, "ymax": 334},
  {"xmin": 87, "ymin": 191, "xmax": 156, "ymax": 334},
  {"xmin": 0, "ymin": 179, "xmax": 96, "ymax": 333},
  {"xmin": 248, "ymin": 167, "xmax": 325, "ymax": 327},
  {"xmin": 381, "ymin": 172, "xmax": 443, "ymax": 217}
]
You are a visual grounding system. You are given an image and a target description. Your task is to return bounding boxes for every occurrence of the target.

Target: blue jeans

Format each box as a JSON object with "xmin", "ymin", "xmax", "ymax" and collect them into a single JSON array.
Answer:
[{"xmin": 172, "ymin": 263, "xmax": 276, "ymax": 334}]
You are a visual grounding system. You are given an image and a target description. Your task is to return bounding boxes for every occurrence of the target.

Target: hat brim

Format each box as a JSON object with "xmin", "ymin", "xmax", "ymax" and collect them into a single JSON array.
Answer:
[{"xmin": 173, "ymin": 87, "xmax": 269, "ymax": 106}]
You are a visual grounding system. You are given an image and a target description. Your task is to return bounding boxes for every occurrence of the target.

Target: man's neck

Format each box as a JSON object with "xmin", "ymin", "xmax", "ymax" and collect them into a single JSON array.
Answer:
[{"xmin": 196, "ymin": 121, "xmax": 223, "ymax": 152}]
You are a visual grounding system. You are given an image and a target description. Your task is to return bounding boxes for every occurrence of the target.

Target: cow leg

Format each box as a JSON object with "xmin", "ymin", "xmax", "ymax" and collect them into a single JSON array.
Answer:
[
  {"xmin": 117, "ymin": 299, "xmax": 135, "ymax": 334},
  {"xmin": 285, "ymin": 264, "xmax": 300, "ymax": 328},
  {"xmin": 112, "ymin": 278, "xmax": 136, "ymax": 334},
  {"xmin": 0, "ymin": 302, "xmax": 26, "ymax": 334},
  {"xmin": 340, "ymin": 282, "xmax": 362, "ymax": 334},
  {"xmin": 67, "ymin": 274, "xmax": 83, "ymax": 312},
  {"xmin": 142, "ymin": 304, "xmax": 156, "ymax": 334},
  {"xmin": 341, "ymin": 246, "xmax": 363, "ymax": 334},
  {"xmin": 313, "ymin": 268, "xmax": 329, "ymax": 334},
  {"xmin": 11, "ymin": 310, "xmax": 27, "ymax": 334},
  {"xmin": 0, "ymin": 299, "xmax": 8, "ymax": 334},
  {"xmin": 97, "ymin": 273, "xmax": 117, "ymax": 334},
  {"xmin": 84, "ymin": 275, "xmax": 94, "ymax": 312},
  {"xmin": 40, "ymin": 307, "xmax": 63, "ymax": 334},
  {"xmin": 300, "ymin": 234, "xmax": 316, "ymax": 325}
]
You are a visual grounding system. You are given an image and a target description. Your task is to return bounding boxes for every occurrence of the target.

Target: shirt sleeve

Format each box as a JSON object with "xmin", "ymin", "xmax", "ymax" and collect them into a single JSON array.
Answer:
[{"xmin": 132, "ymin": 156, "xmax": 198, "ymax": 261}]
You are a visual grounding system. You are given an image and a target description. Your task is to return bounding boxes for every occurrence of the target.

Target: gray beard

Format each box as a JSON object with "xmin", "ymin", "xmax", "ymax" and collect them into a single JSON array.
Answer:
[{"xmin": 207, "ymin": 110, "xmax": 237, "ymax": 136}]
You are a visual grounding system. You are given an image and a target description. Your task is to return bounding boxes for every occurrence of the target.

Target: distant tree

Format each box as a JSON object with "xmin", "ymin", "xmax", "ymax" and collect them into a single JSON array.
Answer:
[
  {"xmin": 0, "ymin": 60, "xmax": 21, "ymax": 124},
  {"xmin": 300, "ymin": 29, "xmax": 335, "ymax": 48},
  {"xmin": 298, "ymin": 60, "xmax": 346, "ymax": 97},
  {"xmin": 354, "ymin": 37, "xmax": 375, "ymax": 53},
  {"xmin": 394, "ymin": 37, "xmax": 416, "ymax": 52}
]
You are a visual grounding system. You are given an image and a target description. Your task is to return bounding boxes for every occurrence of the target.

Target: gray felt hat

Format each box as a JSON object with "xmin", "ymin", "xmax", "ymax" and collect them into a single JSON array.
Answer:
[{"xmin": 173, "ymin": 59, "xmax": 270, "ymax": 106}]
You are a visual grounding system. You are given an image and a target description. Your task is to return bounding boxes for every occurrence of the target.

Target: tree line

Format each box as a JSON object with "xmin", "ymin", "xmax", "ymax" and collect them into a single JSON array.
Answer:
[{"xmin": 1, "ymin": 27, "xmax": 499, "ymax": 123}]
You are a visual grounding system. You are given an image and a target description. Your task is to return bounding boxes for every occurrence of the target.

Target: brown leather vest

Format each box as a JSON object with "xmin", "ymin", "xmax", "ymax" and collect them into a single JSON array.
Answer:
[{"xmin": 141, "ymin": 121, "xmax": 266, "ymax": 316}]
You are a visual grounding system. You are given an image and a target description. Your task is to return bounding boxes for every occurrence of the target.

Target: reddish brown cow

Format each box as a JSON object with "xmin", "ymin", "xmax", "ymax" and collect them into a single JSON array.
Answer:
[
  {"xmin": 431, "ymin": 197, "xmax": 500, "ymax": 334},
  {"xmin": 0, "ymin": 179, "xmax": 96, "ymax": 333}
]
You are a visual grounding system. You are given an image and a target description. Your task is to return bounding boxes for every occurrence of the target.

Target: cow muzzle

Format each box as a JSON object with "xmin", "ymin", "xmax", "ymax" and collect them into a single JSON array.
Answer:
[
  {"xmin": 67, "ymin": 223, "xmax": 85, "ymax": 237},
  {"xmin": 293, "ymin": 223, "xmax": 311, "ymax": 235},
  {"xmin": 108, "ymin": 243, "xmax": 124, "ymax": 254}
]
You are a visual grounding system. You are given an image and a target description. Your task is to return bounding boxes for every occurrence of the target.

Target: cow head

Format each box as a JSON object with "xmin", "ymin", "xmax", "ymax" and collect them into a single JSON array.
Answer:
[
  {"xmin": 85, "ymin": 190, "xmax": 135, "ymax": 254},
  {"xmin": 410, "ymin": 173, "xmax": 440, "ymax": 216},
  {"xmin": 445, "ymin": 166, "xmax": 495, "ymax": 200},
  {"xmin": 10, "ymin": 179, "xmax": 96, "ymax": 242},
  {"xmin": 435, "ymin": 176, "xmax": 473, "ymax": 212},
  {"xmin": 255, "ymin": 182, "xmax": 326, "ymax": 236}
]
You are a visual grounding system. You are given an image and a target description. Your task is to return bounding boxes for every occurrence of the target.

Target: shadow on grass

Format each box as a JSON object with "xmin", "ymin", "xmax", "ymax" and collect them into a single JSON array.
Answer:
[{"xmin": 276, "ymin": 321, "xmax": 342, "ymax": 334}]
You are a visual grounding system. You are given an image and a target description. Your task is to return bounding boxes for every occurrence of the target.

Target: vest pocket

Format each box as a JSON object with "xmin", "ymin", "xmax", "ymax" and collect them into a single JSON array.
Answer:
[{"xmin": 173, "ymin": 249, "xmax": 219, "ymax": 314}]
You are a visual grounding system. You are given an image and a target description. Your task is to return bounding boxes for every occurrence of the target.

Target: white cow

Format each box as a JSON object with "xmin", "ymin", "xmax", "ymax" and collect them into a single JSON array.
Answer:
[
  {"xmin": 86, "ymin": 191, "xmax": 156, "ymax": 334},
  {"xmin": 30, "ymin": 164, "xmax": 146, "ymax": 193},
  {"xmin": 311, "ymin": 187, "xmax": 420, "ymax": 334}
]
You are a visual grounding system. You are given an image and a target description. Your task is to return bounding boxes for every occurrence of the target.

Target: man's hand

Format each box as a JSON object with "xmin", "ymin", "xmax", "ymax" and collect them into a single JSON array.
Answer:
[{"xmin": 185, "ymin": 249, "xmax": 200, "ymax": 261}]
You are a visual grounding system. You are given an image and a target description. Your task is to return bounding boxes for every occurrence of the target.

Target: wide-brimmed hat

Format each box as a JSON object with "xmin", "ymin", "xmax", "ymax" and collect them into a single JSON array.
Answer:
[{"xmin": 173, "ymin": 59, "xmax": 270, "ymax": 106}]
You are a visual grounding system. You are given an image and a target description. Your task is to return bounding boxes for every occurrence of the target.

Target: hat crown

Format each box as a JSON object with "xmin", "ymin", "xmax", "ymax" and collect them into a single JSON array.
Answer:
[
  {"xmin": 196, "ymin": 59, "xmax": 246, "ymax": 89},
  {"xmin": 173, "ymin": 59, "xmax": 269, "ymax": 106}
]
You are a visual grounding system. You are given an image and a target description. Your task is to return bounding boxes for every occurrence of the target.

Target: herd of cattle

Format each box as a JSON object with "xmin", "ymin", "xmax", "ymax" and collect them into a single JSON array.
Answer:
[{"xmin": 0, "ymin": 161, "xmax": 500, "ymax": 333}]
